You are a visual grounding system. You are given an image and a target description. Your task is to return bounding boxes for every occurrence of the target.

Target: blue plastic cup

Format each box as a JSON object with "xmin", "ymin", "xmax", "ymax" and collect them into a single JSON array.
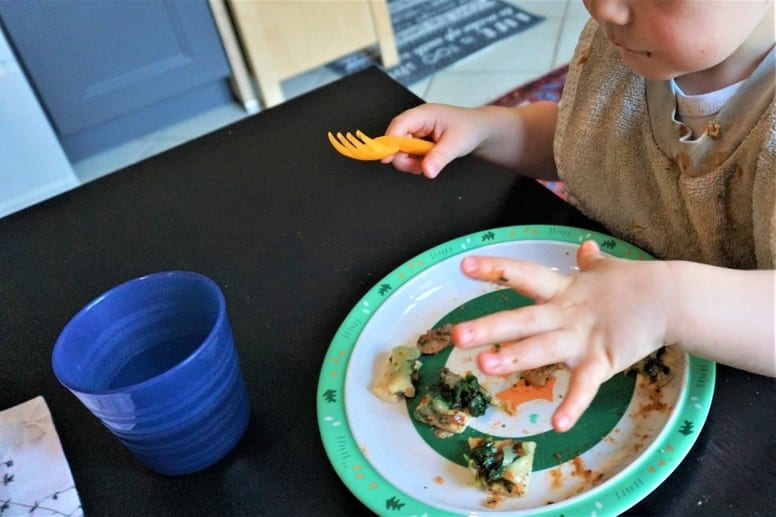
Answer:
[{"xmin": 52, "ymin": 271, "xmax": 250, "ymax": 476}]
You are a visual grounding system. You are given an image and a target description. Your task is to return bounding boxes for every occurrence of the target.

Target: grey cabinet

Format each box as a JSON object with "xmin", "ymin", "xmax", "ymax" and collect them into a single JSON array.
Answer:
[{"xmin": 0, "ymin": 0, "xmax": 232, "ymax": 161}]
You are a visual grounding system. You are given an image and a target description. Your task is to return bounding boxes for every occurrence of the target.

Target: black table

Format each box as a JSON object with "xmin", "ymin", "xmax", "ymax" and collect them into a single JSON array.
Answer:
[{"xmin": 1, "ymin": 67, "xmax": 773, "ymax": 516}]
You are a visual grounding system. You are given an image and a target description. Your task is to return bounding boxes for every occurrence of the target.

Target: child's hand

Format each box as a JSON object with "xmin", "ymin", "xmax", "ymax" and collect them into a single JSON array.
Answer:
[
  {"xmin": 452, "ymin": 241, "xmax": 675, "ymax": 432},
  {"xmin": 382, "ymin": 103, "xmax": 493, "ymax": 178}
]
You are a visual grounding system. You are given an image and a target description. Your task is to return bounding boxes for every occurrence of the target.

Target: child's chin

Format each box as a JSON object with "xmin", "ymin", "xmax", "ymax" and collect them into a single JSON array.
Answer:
[{"xmin": 620, "ymin": 58, "xmax": 677, "ymax": 82}]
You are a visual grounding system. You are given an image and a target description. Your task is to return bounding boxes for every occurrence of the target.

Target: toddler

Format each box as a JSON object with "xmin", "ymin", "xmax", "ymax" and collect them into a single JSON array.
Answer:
[{"xmin": 383, "ymin": 0, "xmax": 776, "ymax": 432}]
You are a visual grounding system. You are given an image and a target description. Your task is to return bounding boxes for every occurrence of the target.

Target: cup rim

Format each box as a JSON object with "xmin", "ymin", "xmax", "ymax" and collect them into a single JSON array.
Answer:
[{"xmin": 51, "ymin": 270, "xmax": 227, "ymax": 395}]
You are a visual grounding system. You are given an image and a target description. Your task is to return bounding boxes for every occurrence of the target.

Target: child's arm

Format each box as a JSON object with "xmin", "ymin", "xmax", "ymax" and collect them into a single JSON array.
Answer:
[
  {"xmin": 664, "ymin": 260, "xmax": 775, "ymax": 374},
  {"xmin": 382, "ymin": 101, "xmax": 559, "ymax": 180},
  {"xmin": 452, "ymin": 241, "xmax": 776, "ymax": 432}
]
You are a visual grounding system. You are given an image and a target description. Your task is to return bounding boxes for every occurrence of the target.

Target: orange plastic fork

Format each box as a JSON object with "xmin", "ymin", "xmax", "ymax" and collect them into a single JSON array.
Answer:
[{"xmin": 327, "ymin": 130, "xmax": 434, "ymax": 161}]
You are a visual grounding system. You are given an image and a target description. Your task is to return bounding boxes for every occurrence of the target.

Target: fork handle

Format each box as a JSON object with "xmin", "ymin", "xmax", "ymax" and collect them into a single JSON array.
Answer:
[{"xmin": 382, "ymin": 136, "xmax": 434, "ymax": 156}]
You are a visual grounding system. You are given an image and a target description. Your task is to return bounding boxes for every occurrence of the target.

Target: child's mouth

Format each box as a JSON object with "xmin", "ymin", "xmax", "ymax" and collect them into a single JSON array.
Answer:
[{"xmin": 613, "ymin": 42, "xmax": 652, "ymax": 58}]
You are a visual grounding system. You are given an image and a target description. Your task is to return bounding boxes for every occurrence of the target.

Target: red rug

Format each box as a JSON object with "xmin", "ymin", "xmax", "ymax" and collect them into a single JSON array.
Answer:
[{"xmin": 488, "ymin": 64, "xmax": 569, "ymax": 199}]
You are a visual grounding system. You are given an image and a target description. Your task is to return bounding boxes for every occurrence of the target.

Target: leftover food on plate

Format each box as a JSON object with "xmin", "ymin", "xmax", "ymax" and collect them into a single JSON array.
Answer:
[
  {"xmin": 368, "ymin": 325, "xmax": 681, "ymax": 508},
  {"xmin": 628, "ymin": 345, "xmax": 675, "ymax": 386},
  {"xmin": 521, "ymin": 363, "xmax": 561, "ymax": 386},
  {"xmin": 416, "ymin": 323, "xmax": 454, "ymax": 355},
  {"xmin": 466, "ymin": 437, "xmax": 537, "ymax": 506},
  {"xmin": 371, "ymin": 345, "xmax": 423, "ymax": 403},
  {"xmin": 414, "ymin": 367, "xmax": 491, "ymax": 436},
  {"xmin": 369, "ymin": 325, "xmax": 553, "ymax": 502}
]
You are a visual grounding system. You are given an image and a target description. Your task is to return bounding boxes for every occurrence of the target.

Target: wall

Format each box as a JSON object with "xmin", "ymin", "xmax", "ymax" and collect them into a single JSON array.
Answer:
[{"xmin": 0, "ymin": 26, "xmax": 78, "ymax": 219}]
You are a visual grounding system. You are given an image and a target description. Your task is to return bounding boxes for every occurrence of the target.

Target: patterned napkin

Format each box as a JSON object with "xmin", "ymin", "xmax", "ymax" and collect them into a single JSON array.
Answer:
[{"xmin": 0, "ymin": 397, "xmax": 83, "ymax": 516}]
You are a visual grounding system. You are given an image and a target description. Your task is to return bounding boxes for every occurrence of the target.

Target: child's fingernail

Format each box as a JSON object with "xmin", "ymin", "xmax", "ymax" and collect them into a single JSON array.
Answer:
[
  {"xmin": 461, "ymin": 256, "xmax": 477, "ymax": 273},
  {"xmin": 479, "ymin": 353, "xmax": 501, "ymax": 372},
  {"xmin": 425, "ymin": 162, "xmax": 438, "ymax": 178},
  {"xmin": 456, "ymin": 324, "xmax": 474, "ymax": 344},
  {"xmin": 555, "ymin": 414, "xmax": 570, "ymax": 432}
]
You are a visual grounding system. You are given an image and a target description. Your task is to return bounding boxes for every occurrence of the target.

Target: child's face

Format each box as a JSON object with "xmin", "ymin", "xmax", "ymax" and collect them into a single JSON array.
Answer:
[{"xmin": 583, "ymin": 0, "xmax": 773, "ymax": 83}]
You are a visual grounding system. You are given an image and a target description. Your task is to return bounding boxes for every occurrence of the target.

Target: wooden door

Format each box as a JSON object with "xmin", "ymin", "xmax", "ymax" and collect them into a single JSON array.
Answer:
[{"xmin": 228, "ymin": 0, "xmax": 397, "ymax": 107}]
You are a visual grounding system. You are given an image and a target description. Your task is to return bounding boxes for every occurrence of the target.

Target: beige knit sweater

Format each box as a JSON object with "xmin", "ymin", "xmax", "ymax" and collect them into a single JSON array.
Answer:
[{"xmin": 555, "ymin": 20, "xmax": 775, "ymax": 269}]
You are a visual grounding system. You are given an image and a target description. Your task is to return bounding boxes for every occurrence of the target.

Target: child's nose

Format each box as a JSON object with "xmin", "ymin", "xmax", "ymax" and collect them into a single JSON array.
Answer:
[{"xmin": 584, "ymin": 0, "xmax": 631, "ymax": 26}]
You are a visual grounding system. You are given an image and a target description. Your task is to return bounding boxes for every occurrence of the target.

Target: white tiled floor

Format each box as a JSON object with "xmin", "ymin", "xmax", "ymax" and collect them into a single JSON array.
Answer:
[{"xmin": 72, "ymin": 0, "xmax": 590, "ymax": 184}]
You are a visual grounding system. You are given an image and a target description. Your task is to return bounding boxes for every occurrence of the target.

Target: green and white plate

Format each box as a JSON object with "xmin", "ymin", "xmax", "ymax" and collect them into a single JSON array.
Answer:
[{"xmin": 317, "ymin": 225, "xmax": 714, "ymax": 516}]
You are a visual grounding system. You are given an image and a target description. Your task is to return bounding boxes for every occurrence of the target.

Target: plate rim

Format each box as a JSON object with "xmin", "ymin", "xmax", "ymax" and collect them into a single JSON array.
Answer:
[{"xmin": 317, "ymin": 224, "xmax": 716, "ymax": 516}]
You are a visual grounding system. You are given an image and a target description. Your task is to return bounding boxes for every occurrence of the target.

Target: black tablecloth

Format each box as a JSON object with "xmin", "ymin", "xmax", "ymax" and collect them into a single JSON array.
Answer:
[{"xmin": 1, "ymin": 67, "xmax": 773, "ymax": 516}]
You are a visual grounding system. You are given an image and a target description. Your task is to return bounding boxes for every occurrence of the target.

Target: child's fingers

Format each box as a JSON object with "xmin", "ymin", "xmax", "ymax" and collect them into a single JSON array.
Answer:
[
  {"xmin": 552, "ymin": 357, "xmax": 611, "ymax": 432},
  {"xmin": 475, "ymin": 329, "xmax": 579, "ymax": 375},
  {"xmin": 460, "ymin": 255, "xmax": 569, "ymax": 303},
  {"xmin": 420, "ymin": 145, "xmax": 456, "ymax": 178},
  {"xmin": 381, "ymin": 139, "xmax": 451, "ymax": 178},
  {"xmin": 421, "ymin": 157, "xmax": 441, "ymax": 178},
  {"xmin": 453, "ymin": 304, "xmax": 563, "ymax": 349},
  {"xmin": 384, "ymin": 106, "xmax": 435, "ymax": 138},
  {"xmin": 577, "ymin": 240, "xmax": 606, "ymax": 270},
  {"xmin": 387, "ymin": 153, "xmax": 424, "ymax": 174}
]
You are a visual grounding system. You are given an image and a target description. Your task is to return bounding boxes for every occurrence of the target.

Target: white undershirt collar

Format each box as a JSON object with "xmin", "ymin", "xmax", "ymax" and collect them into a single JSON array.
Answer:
[
  {"xmin": 672, "ymin": 78, "xmax": 746, "ymax": 118},
  {"xmin": 670, "ymin": 78, "xmax": 746, "ymax": 138}
]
